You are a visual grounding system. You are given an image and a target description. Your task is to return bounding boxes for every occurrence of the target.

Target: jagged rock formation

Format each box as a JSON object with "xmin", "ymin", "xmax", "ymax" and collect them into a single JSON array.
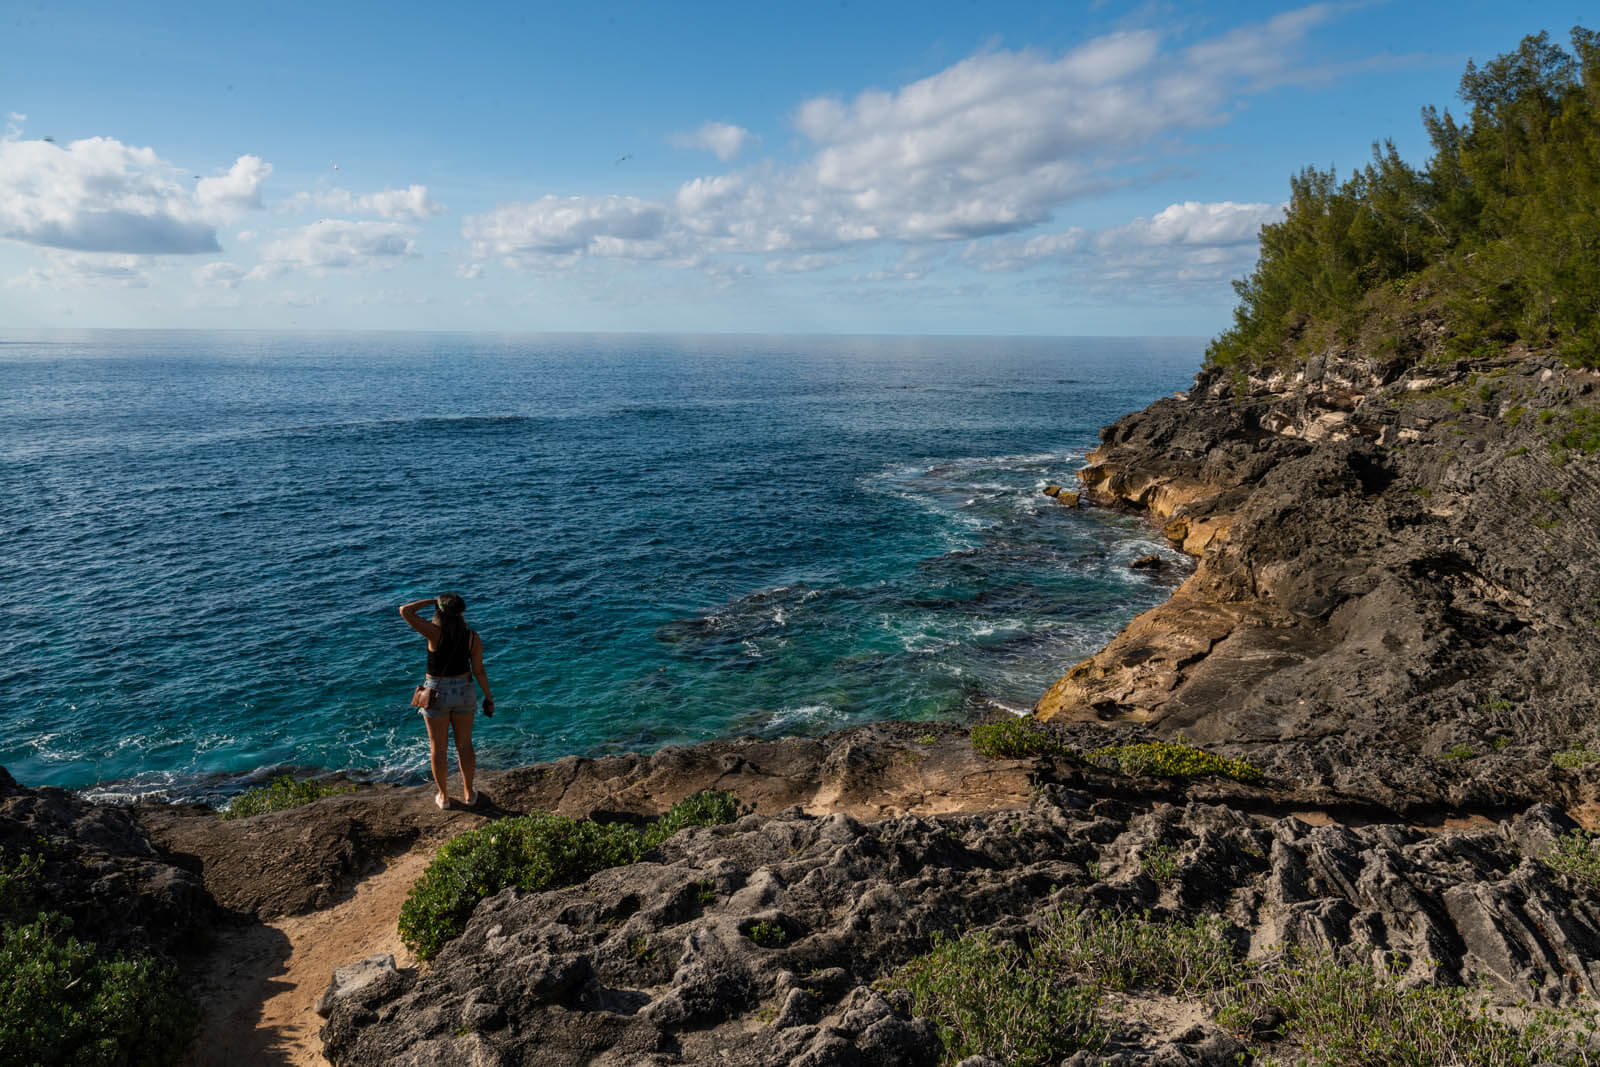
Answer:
[
  {"xmin": 1037, "ymin": 352, "xmax": 1600, "ymax": 814},
  {"xmin": 0, "ymin": 766, "xmax": 213, "ymax": 957},
  {"xmin": 318, "ymin": 758, "xmax": 1600, "ymax": 1065}
]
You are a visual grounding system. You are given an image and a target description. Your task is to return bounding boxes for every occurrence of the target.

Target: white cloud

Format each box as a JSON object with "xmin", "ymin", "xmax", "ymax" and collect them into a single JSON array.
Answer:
[
  {"xmin": 462, "ymin": 195, "xmax": 668, "ymax": 265},
  {"xmin": 1105, "ymin": 200, "xmax": 1281, "ymax": 247},
  {"xmin": 963, "ymin": 228, "xmax": 1087, "ymax": 273},
  {"xmin": 0, "ymin": 134, "xmax": 271, "ymax": 254},
  {"xmin": 286, "ymin": 184, "xmax": 445, "ymax": 221},
  {"xmin": 765, "ymin": 252, "xmax": 850, "ymax": 274},
  {"xmin": 0, "ymin": 137, "xmax": 219, "ymax": 253},
  {"xmin": 959, "ymin": 199, "xmax": 1282, "ymax": 292},
  {"xmin": 192, "ymin": 261, "xmax": 249, "ymax": 288},
  {"xmin": 253, "ymin": 219, "xmax": 418, "ymax": 275},
  {"xmin": 195, "ymin": 155, "xmax": 272, "ymax": 217},
  {"xmin": 7, "ymin": 250, "xmax": 154, "ymax": 288},
  {"xmin": 461, "ymin": 6, "xmax": 1332, "ymax": 282},
  {"xmin": 671, "ymin": 122, "xmax": 756, "ymax": 162}
]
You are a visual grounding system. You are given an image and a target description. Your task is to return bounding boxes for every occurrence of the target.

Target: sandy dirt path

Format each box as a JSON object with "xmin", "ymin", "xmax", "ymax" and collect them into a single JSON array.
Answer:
[{"xmin": 184, "ymin": 847, "xmax": 432, "ymax": 1066}]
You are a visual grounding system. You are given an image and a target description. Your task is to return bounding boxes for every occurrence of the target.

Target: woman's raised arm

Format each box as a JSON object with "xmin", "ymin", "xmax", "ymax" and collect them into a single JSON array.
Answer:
[{"xmin": 399, "ymin": 597, "xmax": 442, "ymax": 641}]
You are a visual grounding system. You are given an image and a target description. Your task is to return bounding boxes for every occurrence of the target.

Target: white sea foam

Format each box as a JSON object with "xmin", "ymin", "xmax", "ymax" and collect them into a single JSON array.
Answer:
[{"xmin": 764, "ymin": 703, "xmax": 842, "ymax": 732}]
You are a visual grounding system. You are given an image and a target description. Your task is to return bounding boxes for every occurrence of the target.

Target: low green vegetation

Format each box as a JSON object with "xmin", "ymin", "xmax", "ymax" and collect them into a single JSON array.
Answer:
[
  {"xmin": 398, "ymin": 790, "xmax": 745, "ymax": 959},
  {"xmin": 969, "ymin": 717, "xmax": 1071, "ymax": 760},
  {"xmin": 883, "ymin": 906, "xmax": 1597, "ymax": 1066},
  {"xmin": 1542, "ymin": 830, "xmax": 1600, "ymax": 889},
  {"xmin": 1441, "ymin": 743, "xmax": 1478, "ymax": 761},
  {"xmin": 1547, "ymin": 407, "xmax": 1600, "ymax": 456},
  {"xmin": 747, "ymin": 920, "xmax": 787, "ymax": 948},
  {"xmin": 885, "ymin": 927, "xmax": 1106, "ymax": 1066},
  {"xmin": 1553, "ymin": 747, "xmax": 1600, "ymax": 770},
  {"xmin": 219, "ymin": 774, "xmax": 356, "ymax": 820},
  {"xmin": 1213, "ymin": 950, "xmax": 1596, "ymax": 1066},
  {"xmin": 970, "ymin": 729, "xmax": 1265, "ymax": 786},
  {"xmin": 1139, "ymin": 843, "xmax": 1181, "ymax": 886},
  {"xmin": 1206, "ymin": 27, "xmax": 1600, "ymax": 373},
  {"xmin": 1086, "ymin": 741, "xmax": 1264, "ymax": 784},
  {"xmin": 0, "ymin": 853, "xmax": 197, "ymax": 1066},
  {"xmin": 1032, "ymin": 906, "xmax": 1243, "ymax": 998}
]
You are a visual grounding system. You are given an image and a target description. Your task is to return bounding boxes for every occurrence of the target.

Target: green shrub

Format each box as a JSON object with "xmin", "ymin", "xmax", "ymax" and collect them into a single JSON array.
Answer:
[
  {"xmin": 1542, "ymin": 830, "xmax": 1600, "ymax": 889},
  {"xmin": 641, "ymin": 789, "xmax": 746, "ymax": 848},
  {"xmin": 0, "ymin": 852, "xmax": 43, "ymax": 927},
  {"xmin": 1086, "ymin": 741, "xmax": 1263, "ymax": 784},
  {"xmin": 1033, "ymin": 906, "xmax": 1243, "ymax": 999},
  {"xmin": 1553, "ymin": 748, "xmax": 1600, "ymax": 770},
  {"xmin": 1139, "ymin": 843, "xmax": 1181, "ymax": 886},
  {"xmin": 1214, "ymin": 949, "xmax": 1590, "ymax": 1066},
  {"xmin": 747, "ymin": 920, "xmax": 787, "ymax": 948},
  {"xmin": 970, "ymin": 718, "xmax": 1071, "ymax": 760},
  {"xmin": 887, "ymin": 906, "xmax": 1596, "ymax": 1064},
  {"xmin": 0, "ymin": 853, "xmax": 197, "ymax": 1067},
  {"xmin": 883, "ymin": 929, "xmax": 1105, "ymax": 1066},
  {"xmin": 399, "ymin": 790, "xmax": 745, "ymax": 959},
  {"xmin": 0, "ymin": 915, "xmax": 197, "ymax": 1067},
  {"xmin": 219, "ymin": 775, "xmax": 355, "ymax": 820},
  {"xmin": 1441, "ymin": 743, "xmax": 1478, "ymax": 761},
  {"xmin": 1544, "ymin": 407, "xmax": 1600, "ymax": 456}
]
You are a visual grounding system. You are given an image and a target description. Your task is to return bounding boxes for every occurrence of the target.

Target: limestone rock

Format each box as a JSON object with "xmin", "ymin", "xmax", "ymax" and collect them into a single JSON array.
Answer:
[
  {"xmin": 1040, "ymin": 354, "xmax": 1600, "ymax": 814},
  {"xmin": 316, "ymin": 953, "xmax": 400, "ymax": 1017},
  {"xmin": 318, "ymin": 785, "xmax": 1600, "ymax": 1063}
]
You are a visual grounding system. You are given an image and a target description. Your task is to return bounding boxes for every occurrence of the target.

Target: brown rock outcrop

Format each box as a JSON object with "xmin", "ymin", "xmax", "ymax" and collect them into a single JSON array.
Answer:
[{"xmin": 1037, "ymin": 351, "xmax": 1600, "ymax": 814}]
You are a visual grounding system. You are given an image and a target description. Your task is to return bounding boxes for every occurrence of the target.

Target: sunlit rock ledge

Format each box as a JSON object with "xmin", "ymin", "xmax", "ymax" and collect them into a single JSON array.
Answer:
[{"xmin": 1036, "ymin": 349, "xmax": 1600, "ymax": 816}]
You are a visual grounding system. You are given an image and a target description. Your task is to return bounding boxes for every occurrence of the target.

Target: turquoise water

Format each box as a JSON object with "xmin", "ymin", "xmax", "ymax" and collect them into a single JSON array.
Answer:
[{"xmin": 0, "ymin": 331, "xmax": 1200, "ymax": 803}]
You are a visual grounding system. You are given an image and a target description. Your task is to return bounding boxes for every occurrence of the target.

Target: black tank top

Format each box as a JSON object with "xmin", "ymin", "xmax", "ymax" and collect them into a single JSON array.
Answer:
[{"xmin": 427, "ymin": 627, "xmax": 473, "ymax": 677}]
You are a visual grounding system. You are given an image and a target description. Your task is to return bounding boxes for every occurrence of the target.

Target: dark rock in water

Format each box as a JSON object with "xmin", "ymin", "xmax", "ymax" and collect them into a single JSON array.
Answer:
[
  {"xmin": 0, "ymin": 767, "xmax": 214, "ymax": 957},
  {"xmin": 1129, "ymin": 553, "xmax": 1165, "ymax": 571}
]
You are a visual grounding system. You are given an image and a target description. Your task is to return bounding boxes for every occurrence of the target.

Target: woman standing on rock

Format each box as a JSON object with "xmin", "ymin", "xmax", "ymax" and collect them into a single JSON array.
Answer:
[{"xmin": 400, "ymin": 593, "xmax": 494, "ymax": 809}]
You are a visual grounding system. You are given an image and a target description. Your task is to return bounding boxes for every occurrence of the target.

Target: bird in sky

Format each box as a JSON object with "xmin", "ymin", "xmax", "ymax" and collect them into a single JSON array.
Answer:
[{"xmin": 614, "ymin": 154, "xmax": 632, "ymax": 165}]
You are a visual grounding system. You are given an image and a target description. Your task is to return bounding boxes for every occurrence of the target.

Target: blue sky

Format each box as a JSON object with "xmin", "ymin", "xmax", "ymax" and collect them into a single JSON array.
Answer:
[{"xmin": 0, "ymin": 1, "xmax": 1589, "ymax": 335}]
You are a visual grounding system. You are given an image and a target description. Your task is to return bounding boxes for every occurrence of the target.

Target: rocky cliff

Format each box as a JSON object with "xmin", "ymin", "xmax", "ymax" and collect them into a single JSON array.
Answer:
[{"xmin": 1037, "ymin": 350, "xmax": 1600, "ymax": 816}]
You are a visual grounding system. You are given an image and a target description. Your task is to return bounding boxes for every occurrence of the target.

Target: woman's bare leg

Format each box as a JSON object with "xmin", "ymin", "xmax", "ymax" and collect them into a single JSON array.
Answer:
[
  {"xmin": 452, "ymin": 711, "xmax": 476, "ymax": 804},
  {"xmin": 424, "ymin": 715, "xmax": 452, "ymax": 807}
]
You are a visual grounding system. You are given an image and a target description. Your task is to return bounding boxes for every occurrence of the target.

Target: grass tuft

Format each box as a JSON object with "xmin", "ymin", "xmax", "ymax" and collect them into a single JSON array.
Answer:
[
  {"xmin": 219, "ymin": 775, "xmax": 355, "ymax": 820},
  {"xmin": 1554, "ymin": 748, "xmax": 1600, "ymax": 771},
  {"xmin": 970, "ymin": 718, "xmax": 1071, "ymax": 760},
  {"xmin": 883, "ymin": 929, "xmax": 1105, "ymax": 1066},
  {"xmin": 1214, "ymin": 949, "xmax": 1592, "ymax": 1066},
  {"xmin": 1087, "ymin": 741, "xmax": 1263, "ymax": 784},
  {"xmin": 1541, "ymin": 831, "xmax": 1600, "ymax": 889},
  {"xmin": 398, "ymin": 790, "xmax": 746, "ymax": 959},
  {"xmin": 886, "ymin": 905, "xmax": 1597, "ymax": 1066}
]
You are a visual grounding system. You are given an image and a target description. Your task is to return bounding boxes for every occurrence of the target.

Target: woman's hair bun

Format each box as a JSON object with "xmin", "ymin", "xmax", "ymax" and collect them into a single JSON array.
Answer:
[{"xmin": 436, "ymin": 592, "xmax": 467, "ymax": 617}]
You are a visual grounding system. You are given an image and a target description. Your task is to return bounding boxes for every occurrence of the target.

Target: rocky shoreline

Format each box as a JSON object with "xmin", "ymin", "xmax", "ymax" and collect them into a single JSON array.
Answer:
[{"xmin": 7, "ymin": 344, "xmax": 1600, "ymax": 1064}]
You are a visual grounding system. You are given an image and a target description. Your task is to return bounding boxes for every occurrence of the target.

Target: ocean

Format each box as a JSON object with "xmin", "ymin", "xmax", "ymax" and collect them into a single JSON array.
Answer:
[{"xmin": 1, "ymin": 331, "xmax": 1201, "ymax": 804}]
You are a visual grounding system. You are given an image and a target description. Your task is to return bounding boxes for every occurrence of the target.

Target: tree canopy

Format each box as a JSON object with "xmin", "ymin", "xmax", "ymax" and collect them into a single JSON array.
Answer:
[{"xmin": 1206, "ymin": 27, "xmax": 1600, "ymax": 372}]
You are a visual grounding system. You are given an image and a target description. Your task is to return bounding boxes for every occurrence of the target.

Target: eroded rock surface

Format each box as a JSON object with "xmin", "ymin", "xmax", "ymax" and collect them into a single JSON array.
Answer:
[
  {"xmin": 319, "ymin": 766, "xmax": 1600, "ymax": 1065},
  {"xmin": 0, "ymin": 767, "xmax": 214, "ymax": 957},
  {"xmin": 1038, "ymin": 354, "xmax": 1600, "ymax": 814}
]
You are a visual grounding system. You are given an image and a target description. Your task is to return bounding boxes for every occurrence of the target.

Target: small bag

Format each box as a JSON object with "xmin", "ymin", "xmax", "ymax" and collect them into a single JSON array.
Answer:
[{"xmin": 411, "ymin": 683, "xmax": 435, "ymax": 709}]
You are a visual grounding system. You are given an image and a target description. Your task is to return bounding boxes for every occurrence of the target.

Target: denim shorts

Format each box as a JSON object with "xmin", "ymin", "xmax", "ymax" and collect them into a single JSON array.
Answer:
[{"xmin": 420, "ymin": 675, "xmax": 475, "ymax": 718}]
